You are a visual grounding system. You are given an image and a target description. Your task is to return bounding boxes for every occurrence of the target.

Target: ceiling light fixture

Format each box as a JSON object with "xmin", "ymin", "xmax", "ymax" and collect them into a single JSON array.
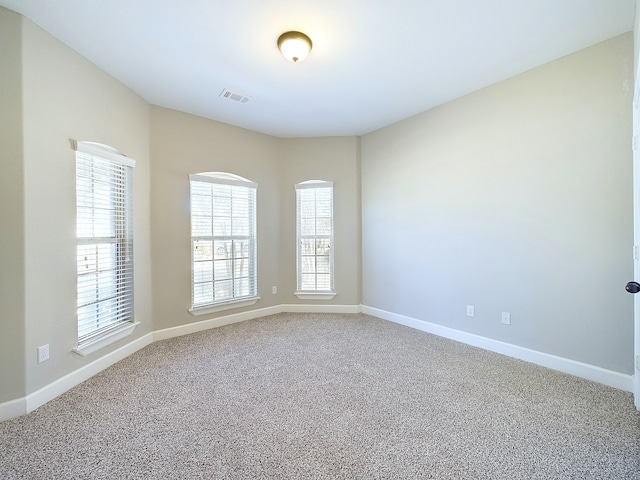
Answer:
[{"xmin": 277, "ymin": 31, "xmax": 312, "ymax": 63}]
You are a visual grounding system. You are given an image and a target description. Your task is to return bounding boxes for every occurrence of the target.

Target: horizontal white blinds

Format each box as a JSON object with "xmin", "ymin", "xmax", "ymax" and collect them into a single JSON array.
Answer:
[
  {"xmin": 190, "ymin": 174, "xmax": 257, "ymax": 307},
  {"xmin": 295, "ymin": 181, "xmax": 334, "ymax": 292},
  {"xmin": 75, "ymin": 142, "xmax": 134, "ymax": 344}
]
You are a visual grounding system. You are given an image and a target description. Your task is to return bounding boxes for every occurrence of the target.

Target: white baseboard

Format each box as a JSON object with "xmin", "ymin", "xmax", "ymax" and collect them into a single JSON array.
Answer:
[
  {"xmin": 0, "ymin": 397, "xmax": 26, "ymax": 421},
  {"xmin": 0, "ymin": 333, "xmax": 155, "ymax": 422},
  {"xmin": 153, "ymin": 305, "xmax": 283, "ymax": 342},
  {"xmin": 152, "ymin": 304, "xmax": 361, "ymax": 342},
  {"xmin": 0, "ymin": 303, "xmax": 361, "ymax": 421},
  {"xmin": 4, "ymin": 302, "xmax": 629, "ymax": 422},
  {"xmin": 280, "ymin": 303, "xmax": 362, "ymax": 314},
  {"xmin": 27, "ymin": 333, "xmax": 155, "ymax": 417},
  {"xmin": 362, "ymin": 305, "xmax": 634, "ymax": 393}
]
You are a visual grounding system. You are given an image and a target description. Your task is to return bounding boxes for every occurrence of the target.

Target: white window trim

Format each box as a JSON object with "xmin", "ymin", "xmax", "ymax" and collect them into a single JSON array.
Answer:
[
  {"xmin": 189, "ymin": 296, "xmax": 260, "ymax": 316},
  {"xmin": 294, "ymin": 291, "xmax": 337, "ymax": 300},
  {"xmin": 73, "ymin": 321, "xmax": 140, "ymax": 357},
  {"xmin": 189, "ymin": 173, "xmax": 257, "ymax": 189},
  {"xmin": 72, "ymin": 139, "xmax": 136, "ymax": 168}
]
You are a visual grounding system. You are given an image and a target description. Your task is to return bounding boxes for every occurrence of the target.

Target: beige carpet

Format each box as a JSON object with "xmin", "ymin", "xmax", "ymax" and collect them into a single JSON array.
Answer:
[{"xmin": 1, "ymin": 312, "xmax": 639, "ymax": 479}]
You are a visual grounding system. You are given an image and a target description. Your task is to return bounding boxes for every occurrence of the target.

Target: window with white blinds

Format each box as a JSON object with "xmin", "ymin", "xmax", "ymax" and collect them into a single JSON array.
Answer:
[
  {"xmin": 74, "ymin": 141, "xmax": 135, "ymax": 346},
  {"xmin": 295, "ymin": 181, "xmax": 334, "ymax": 294},
  {"xmin": 189, "ymin": 173, "xmax": 257, "ymax": 309}
]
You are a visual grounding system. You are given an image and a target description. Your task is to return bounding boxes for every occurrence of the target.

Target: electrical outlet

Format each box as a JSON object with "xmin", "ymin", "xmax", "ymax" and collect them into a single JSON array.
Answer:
[
  {"xmin": 501, "ymin": 312, "xmax": 511, "ymax": 325},
  {"xmin": 37, "ymin": 344, "xmax": 49, "ymax": 363},
  {"xmin": 466, "ymin": 305, "xmax": 475, "ymax": 317},
  {"xmin": 272, "ymin": 286, "xmax": 277, "ymax": 294}
]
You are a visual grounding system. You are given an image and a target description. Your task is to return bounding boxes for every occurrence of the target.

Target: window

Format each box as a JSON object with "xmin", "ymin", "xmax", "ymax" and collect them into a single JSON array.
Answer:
[
  {"xmin": 189, "ymin": 172, "xmax": 258, "ymax": 312},
  {"xmin": 74, "ymin": 141, "xmax": 135, "ymax": 348},
  {"xmin": 295, "ymin": 180, "xmax": 335, "ymax": 299}
]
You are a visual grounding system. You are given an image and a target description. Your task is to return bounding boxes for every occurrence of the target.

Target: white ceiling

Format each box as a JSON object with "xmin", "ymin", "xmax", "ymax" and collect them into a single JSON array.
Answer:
[{"xmin": 1, "ymin": 0, "xmax": 636, "ymax": 138}]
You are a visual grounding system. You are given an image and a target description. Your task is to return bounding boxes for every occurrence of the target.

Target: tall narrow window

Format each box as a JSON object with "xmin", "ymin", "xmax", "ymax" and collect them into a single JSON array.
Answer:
[
  {"xmin": 75, "ymin": 141, "xmax": 135, "ymax": 347},
  {"xmin": 189, "ymin": 172, "xmax": 258, "ymax": 312},
  {"xmin": 295, "ymin": 180, "xmax": 335, "ymax": 299}
]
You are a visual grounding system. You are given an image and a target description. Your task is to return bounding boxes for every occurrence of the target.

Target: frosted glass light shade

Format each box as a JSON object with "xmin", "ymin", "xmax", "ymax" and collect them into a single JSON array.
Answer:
[{"xmin": 277, "ymin": 31, "xmax": 312, "ymax": 63}]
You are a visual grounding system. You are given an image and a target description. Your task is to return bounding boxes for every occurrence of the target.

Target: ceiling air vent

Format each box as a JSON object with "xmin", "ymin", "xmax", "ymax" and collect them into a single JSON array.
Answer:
[{"xmin": 220, "ymin": 88, "xmax": 250, "ymax": 104}]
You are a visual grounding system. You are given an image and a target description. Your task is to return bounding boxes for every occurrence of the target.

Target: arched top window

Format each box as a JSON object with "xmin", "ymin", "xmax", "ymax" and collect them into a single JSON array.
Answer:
[
  {"xmin": 71, "ymin": 140, "xmax": 135, "ymax": 167},
  {"xmin": 188, "ymin": 171, "xmax": 258, "ymax": 313},
  {"xmin": 190, "ymin": 172, "xmax": 256, "ymax": 188},
  {"xmin": 294, "ymin": 180, "xmax": 335, "ymax": 300},
  {"xmin": 295, "ymin": 179, "xmax": 333, "ymax": 189}
]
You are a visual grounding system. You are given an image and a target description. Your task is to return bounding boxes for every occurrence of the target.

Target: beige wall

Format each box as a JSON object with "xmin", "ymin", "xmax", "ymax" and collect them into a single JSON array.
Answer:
[
  {"xmin": 0, "ymin": 8, "xmax": 26, "ymax": 403},
  {"xmin": 361, "ymin": 33, "xmax": 634, "ymax": 374},
  {"xmin": 19, "ymin": 15, "xmax": 152, "ymax": 394},
  {"xmin": 150, "ymin": 107, "xmax": 284, "ymax": 330},
  {"xmin": 280, "ymin": 137, "xmax": 361, "ymax": 305},
  {"xmin": 150, "ymin": 108, "xmax": 362, "ymax": 329}
]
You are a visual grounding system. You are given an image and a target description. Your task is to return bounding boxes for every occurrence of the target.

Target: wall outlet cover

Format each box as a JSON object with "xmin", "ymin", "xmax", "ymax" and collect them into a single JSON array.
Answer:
[{"xmin": 37, "ymin": 344, "xmax": 49, "ymax": 363}]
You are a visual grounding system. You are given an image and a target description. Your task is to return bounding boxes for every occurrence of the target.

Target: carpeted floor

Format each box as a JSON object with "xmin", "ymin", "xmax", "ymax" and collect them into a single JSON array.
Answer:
[{"xmin": 1, "ymin": 312, "xmax": 639, "ymax": 479}]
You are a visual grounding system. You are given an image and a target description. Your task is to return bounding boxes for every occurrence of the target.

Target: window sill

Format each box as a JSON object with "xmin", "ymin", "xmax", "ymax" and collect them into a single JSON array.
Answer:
[
  {"xmin": 294, "ymin": 291, "xmax": 337, "ymax": 300},
  {"xmin": 73, "ymin": 321, "xmax": 140, "ymax": 357},
  {"xmin": 189, "ymin": 296, "xmax": 260, "ymax": 316}
]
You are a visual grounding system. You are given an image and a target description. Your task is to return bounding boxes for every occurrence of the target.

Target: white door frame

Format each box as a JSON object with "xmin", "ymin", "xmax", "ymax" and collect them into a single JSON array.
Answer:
[{"xmin": 633, "ymin": 57, "xmax": 640, "ymax": 411}]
